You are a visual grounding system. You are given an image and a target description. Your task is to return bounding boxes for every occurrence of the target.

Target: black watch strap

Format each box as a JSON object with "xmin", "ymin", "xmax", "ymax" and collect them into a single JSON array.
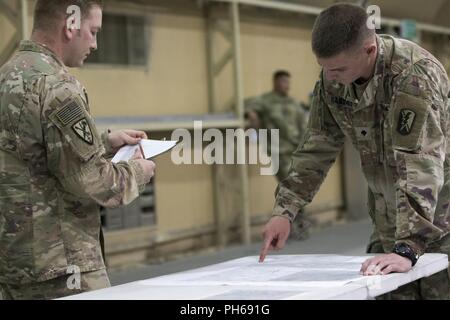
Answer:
[{"xmin": 393, "ymin": 243, "xmax": 419, "ymax": 266}]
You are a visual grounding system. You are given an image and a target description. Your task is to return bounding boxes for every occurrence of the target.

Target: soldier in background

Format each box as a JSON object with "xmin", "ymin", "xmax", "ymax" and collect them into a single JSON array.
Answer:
[
  {"xmin": 0, "ymin": 0, "xmax": 155, "ymax": 299},
  {"xmin": 260, "ymin": 4, "xmax": 450, "ymax": 300},
  {"xmin": 245, "ymin": 70, "xmax": 311, "ymax": 240}
]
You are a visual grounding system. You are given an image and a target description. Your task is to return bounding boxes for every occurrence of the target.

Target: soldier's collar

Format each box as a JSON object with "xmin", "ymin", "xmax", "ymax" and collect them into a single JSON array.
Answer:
[
  {"xmin": 345, "ymin": 35, "xmax": 386, "ymax": 110},
  {"xmin": 373, "ymin": 35, "xmax": 387, "ymax": 78},
  {"xmin": 19, "ymin": 40, "xmax": 66, "ymax": 69}
]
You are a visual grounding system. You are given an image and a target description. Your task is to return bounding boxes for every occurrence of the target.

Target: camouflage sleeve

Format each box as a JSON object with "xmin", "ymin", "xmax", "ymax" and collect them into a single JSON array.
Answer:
[
  {"xmin": 100, "ymin": 128, "xmax": 115, "ymax": 159},
  {"xmin": 43, "ymin": 82, "xmax": 148, "ymax": 209},
  {"xmin": 267, "ymin": 99, "xmax": 307, "ymax": 147},
  {"xmin": 296, "ymin": 102, "xmax": 309, "ymax": 138},
  {"xmin": 244, "ymin": 96, "xmax": 265, "ymax": 116},
  {"xmin": 272, "ymin": 78, "xmax": 346, "ymax": 222},
  {"xmin": 391, "ymin": 60, "xmax": 450, "ymax": 255},
  {"xmin": 244, "ymin": 96, "xmax": 269, "ymax": 131}
]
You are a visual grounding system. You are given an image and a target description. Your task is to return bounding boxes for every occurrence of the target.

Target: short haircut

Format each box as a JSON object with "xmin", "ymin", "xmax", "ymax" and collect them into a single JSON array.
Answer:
[
  {"xmin": 33, "ymin": 0, "xmax": 103, "ymax": 32},
  {"xmin": 273, "ymin": 70, "xmax": 291, "ymax": 80},
  {"xmin": 311, "ymin": 3, "xmax": 375, "ymax": 58}
]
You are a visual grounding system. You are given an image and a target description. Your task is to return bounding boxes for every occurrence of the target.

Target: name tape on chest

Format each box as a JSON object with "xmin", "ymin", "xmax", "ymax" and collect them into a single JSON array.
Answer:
[{"xmin": 331, "ymin": 96, "xmax": 355, "ymax": 107}]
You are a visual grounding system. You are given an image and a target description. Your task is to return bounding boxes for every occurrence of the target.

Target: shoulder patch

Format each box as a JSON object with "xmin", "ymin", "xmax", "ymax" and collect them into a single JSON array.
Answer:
[
  {"xmin": 397, "ymin": 108, "xmax": 416, "ymax": 135},
  {"xmin": 55, "ymin": 100, "xmax": 84, "ymax": 126},
  {"xmin": 72, "ymin": 118, "xmax": 93, "ymax": 145},
  {"xmin": 392, "ymin": 92, "xmax": 429, "ymax": 152}
]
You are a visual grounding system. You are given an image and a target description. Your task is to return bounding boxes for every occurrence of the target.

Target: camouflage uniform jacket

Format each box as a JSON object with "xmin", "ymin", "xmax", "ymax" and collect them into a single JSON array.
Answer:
[
  {"xmin": 0, "ymin": 40, "xmax": 147, "ymax": 284},
  {"xmin": 245, "ymin": 91, "xmax": 308, "ymax": 156},
  {"xmin": 273, "ymin": 34, "xmax": 450, "ymax": 256}
]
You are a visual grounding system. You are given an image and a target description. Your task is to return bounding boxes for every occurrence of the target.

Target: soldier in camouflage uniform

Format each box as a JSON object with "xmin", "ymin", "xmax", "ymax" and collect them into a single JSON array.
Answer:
[
  {"xmin": 0, "ymin": 0, "xmax": 156, "ymax": 299},
  {"xmin": 260, "ymin": 4, "xmax": 450, "ymax": 300},
  {"xmin": 245, "ymin": 70, "xmax": 308, "ymax": 181},
  {"xmin": 245, "ymin": 71, "xmax": 311, "ymax": 239}
]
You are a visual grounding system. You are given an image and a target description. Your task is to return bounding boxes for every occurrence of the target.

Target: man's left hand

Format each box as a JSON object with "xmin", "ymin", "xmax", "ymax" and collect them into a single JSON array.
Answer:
[
  {"xmin": 360, "ymin": 253, "xmax": 412, "ymax": 276},
  {"xmin": 108, "ymin": 129, "xmax": 148, "ymax": 153}
]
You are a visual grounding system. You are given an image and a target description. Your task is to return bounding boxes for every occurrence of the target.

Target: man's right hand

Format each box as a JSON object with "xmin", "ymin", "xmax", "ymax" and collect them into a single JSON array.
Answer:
[
  {"xmin": 259, "ymin": 216, "xmax": 291, "ymax": 263},
  {"xmin": 134, "ymin": 159, "xmax": 156, "ymax": 183},
  {"xmin": 131, "ymin": 149, "xmax": 156, "ymax": 183},
  {"xmin": 245, "ymin": 110, "xmax": 261, "ymax": 129}
]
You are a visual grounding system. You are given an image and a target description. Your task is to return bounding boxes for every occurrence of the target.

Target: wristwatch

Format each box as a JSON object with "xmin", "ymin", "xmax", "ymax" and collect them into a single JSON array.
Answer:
[{"xmin": 393, "ymin": 243, "xmax": 419, "ymax": 267}]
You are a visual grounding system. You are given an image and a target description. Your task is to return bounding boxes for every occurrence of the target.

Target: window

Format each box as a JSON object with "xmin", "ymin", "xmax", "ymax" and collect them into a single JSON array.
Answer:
[{"xmin": 86, "ymin": 13, "xmax": 149, "ymax": 66}]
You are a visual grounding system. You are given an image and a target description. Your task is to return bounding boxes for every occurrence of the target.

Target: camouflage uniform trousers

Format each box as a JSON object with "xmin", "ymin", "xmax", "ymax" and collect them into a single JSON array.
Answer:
[
  {"xmin": 0, "ymin": 268, "xmax": 110, "ymax": 300},
  {"xmin": 367, "ymin": 233, "xmax": 450, "ymax": 300},
  {"xmin": 277, "ymin": 154, "xmax": 313, "ymax": 241}
]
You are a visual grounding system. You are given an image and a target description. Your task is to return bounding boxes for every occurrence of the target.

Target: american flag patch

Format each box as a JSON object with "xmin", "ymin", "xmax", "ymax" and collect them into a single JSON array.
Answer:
[{"xmin": 55, "ymin": 100, "xmax": 84, "ymax": 126}]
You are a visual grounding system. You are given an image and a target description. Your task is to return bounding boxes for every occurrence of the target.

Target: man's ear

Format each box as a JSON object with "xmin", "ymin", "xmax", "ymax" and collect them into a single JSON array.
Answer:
[
  {"xmin": 63, "ymin": 25, "xmax": 76, "ymax": 41},
  {"xmin": 365, "ymin": 43, "xmax": 376, "ymax": 56}
]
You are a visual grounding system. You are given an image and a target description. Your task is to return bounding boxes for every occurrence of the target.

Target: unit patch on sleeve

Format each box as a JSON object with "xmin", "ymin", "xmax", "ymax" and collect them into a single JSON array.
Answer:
[
  {"xmin": 72, "ymin": 118, "xmax": 93, "ymax": 145},
  {"xmin": 397, "ymin": 108, "xmax": 416, "ymax": 135}
]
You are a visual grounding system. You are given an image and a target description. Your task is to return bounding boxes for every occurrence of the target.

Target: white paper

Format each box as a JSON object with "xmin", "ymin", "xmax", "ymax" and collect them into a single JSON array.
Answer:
[
  {"xmin": 141, "ymin": 255, "xmax": 368, "ymax": 288},
  {"xmin": 111, "ymin": 139, "xmax": 177, "ymax": 163}
]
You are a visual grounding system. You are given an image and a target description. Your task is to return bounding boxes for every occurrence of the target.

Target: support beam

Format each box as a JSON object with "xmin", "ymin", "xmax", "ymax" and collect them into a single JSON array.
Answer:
[
  {"xmin": 204, "ymin": 0, "xmax": 250, "ymax": 246},
  {"xmin": 213, "ymin": 47, "xmax": 233, "ymax": 77},
  {"xmin": 21, "ymin": 0, "xmax": 28, "ymax": 40},
  {"xmin": 215, "ymin": 20, "xmax": 232, "ymax": 41},
  {"xmin": 230, "ymin": 2, "xmax": 250, "ymax": 245},
  {"xmin": 0, "ymin": 0, "xmax": 18, "ymax": 25},
  {"xmin": 0, "ymin": 30, "xmax": 19, "ymax": 64},
  {"xmin": 0, "ymin": 0, "xmax": 20, "ymax": 65},
  {"xmin": 0, "ymin": 0, "xmax": 28, "ymax": 65},
  {"xmin": 204, "ymin": 3, "xmax": 216, "ymax": 113},
  {"xmin": 230, "ymin": 2, "xmax": 243, "ymax": 121},
  {"xmin": 204, "ymin": 3, "xmax": 228, "ymax": 248}
]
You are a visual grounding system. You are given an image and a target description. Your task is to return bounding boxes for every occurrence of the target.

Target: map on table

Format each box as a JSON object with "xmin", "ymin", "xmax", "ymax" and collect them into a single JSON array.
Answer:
[{"xmin": 140, "ymin": 255, "xmax": 370, "ymax": 288}]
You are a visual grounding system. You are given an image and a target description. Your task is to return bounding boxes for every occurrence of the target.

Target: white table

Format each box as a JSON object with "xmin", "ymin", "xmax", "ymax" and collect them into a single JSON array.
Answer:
[{"xmin": 61, "ymin": 254, "xmax": 448, "ymax": 300}]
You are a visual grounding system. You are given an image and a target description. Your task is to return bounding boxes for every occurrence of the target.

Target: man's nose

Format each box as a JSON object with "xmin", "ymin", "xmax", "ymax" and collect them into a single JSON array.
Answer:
[{"xmin": 91, "ymin": 40, "xmax": 98, "ymax": 51}]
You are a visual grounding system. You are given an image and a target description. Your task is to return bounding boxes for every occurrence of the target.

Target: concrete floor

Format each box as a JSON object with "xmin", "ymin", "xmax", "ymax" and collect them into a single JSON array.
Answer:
[{"xmin": 109, "ymin": 218, "xmax": 373, "ymax": 286}]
